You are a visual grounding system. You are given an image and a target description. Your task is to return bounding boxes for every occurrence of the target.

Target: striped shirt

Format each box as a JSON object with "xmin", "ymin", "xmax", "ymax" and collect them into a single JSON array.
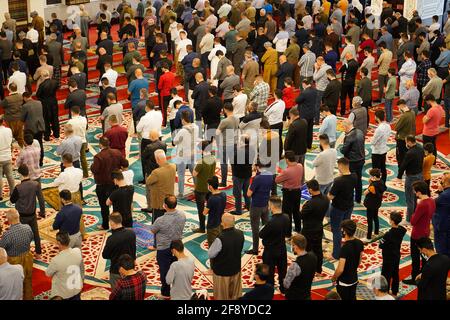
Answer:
[{"xmin": 16, "ymin": 146, "xmax": 41, "ymax": 180}]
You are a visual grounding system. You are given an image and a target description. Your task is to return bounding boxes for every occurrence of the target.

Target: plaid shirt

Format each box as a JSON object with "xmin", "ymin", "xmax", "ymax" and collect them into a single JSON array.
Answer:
[
  {"xmin": 249, "ymin": 82, "xmax": 270, "ymax": 112},
  {"xmin": 0, "ymin": 223, "xmax": 33, "ymax": 257},
  {"xmin": 416, "ymin": 59, "xmax": 432, "ymax": 87},
  {"xmin": 16, "ymin": 146, "xmax": 41, "ymax": 180},
  {"xmin": 109, "ymin": 271, "xmax": 147, "ymax": 300}
]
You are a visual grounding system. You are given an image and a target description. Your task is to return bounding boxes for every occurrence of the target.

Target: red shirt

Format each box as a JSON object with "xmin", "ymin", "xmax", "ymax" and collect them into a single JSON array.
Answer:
[
  {"xmin": 358, "ymin": 39, "xmax": 376, "ymax": 64},
  {"xmin": 411, "ymin": 198, "xmax": 435, "ymax": 239},
  {"xmin": 423, "ymin": 105, "xmax": 444, "ymax": 137},
  {"xmin": 282, "ymin": 87, "xmax": 296, "ymax": 109},
  {"xmin": 158, "ymin": 71, "xmax": 176, "ymax": 97},
  {"xmin": 104, "ymin": 125, "xmax": 128, "ymax": 157}
]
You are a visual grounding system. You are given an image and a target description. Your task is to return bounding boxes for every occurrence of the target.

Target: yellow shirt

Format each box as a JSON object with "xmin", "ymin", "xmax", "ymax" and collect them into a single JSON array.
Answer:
[
  {"xmin": 422, "ymin": 154, "xmax": 435, "ymax": 181},
  {"xmin": 322, "ymin": 1, "xmax": 331, "ymax": 16},
  {"xmin": 337, "ymin": 0, "xmax": 349, "ymax": 16}
]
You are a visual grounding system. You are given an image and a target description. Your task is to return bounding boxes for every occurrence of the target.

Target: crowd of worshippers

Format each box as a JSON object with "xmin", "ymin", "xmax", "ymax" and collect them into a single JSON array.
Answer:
[{"xmin": 0, "ymin": 0, "xmax": 450, "ymax": 302}]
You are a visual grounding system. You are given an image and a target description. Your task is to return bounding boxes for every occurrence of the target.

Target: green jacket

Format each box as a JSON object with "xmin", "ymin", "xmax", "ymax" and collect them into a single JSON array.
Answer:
[{"xmin": 395, "ymin": 110, "xmax": 415, "ymax": 140}]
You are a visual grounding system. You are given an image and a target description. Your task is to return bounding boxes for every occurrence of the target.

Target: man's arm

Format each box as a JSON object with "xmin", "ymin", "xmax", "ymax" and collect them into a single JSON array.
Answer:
[
  {"xmin": 331, "ymin": 258, "xmax": 346, "ymax": 281},
  {"xmin": 283, "ymin": 262, "xmax": 301, "ymax": 289},
  {"xmin": 208, "ymin": 238, "xmax": 222, "ymax": 259}
]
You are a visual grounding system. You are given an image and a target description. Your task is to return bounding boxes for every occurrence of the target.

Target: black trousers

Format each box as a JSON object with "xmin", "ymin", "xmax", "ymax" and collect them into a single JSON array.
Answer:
[
  {"xmin": 1, "ymin": 59, "xmax": 10, "ymax": 83},
  {"xmin": 152, "ymin": 208, "xmax": 165, "ymax": 223},
  {"xmin": 96, "ymin": 184, "xmax": 115, "ymax": 229},
  {"xmin": 366, "ymin": 206, "xmax": 380, "ymax": 239},
  {"xmin": 43, "ymin": 104, "xmax": 60, "ymax": 140},
  {"xmin": 302, "ymin": 229, "xmax": 323, "ymax": 273},
  {"xmin": 396, "ymin": 139, "xmax": 408, "ymax": 170},
  {"xmin": 20, "ymin": 215, "xmax": 41, "ymax": 254},
  {"xmin": 349, "ymin": 160, "xmax": 364, "ymax": 203},
  {"xmin": 410, "ymin": 237, "xmax": 427, "ymax": 279},
  {"xmin": 340, "ymin": 82, "xmax": 355, "ymax": 116},
  {"xmin": 262, "ymin": 247, "xmax": 287, "ymax": 293},
  {"xmin": 282, "ymin": 189, "xmax": 301, "ymax": 235},
  {"xmin": 382, "ymin": 257, "xmax": 400, "ymax": 295},
  {"xmin": 417, "ymin": 83, "xmax": 424, "ymax": 111},
  {"xmin": 305, "ymin": 118, "xmax": 314, "ymax": 149},
  {"xmin": 136, "ymin": 17, "xmax": 144, "ymax": 37},
  {"xmin": 337, "ymin": 282, "xmax": 358, "ymax": 300},
  {"xmin": 140, "ymin": 138, "xmax": 152, "ymax": 178},
  {"xmin": 270, "ymin": 122, "xmax": 283, "ymax": 159},
  {"xmin": 194, "ymin": 191, "xmax": 207, "ymax": 230},
  {"xmin": 161, "ymin": 95, "xmax": 171, "ymax": 127},
  {"xmin": 422, "ymin": 135, "xmax": 437, "ymax": 162},
  {"xmin": 33, "ymin": 131, "xmax": 44, "ymax": 167},
  {"xmin": 157, "ymin": 248, "xmax": 176, "ymax": 297},
  {"xmin": 371, "ymin": 153, "xmax": 387, "ymax": 183}
]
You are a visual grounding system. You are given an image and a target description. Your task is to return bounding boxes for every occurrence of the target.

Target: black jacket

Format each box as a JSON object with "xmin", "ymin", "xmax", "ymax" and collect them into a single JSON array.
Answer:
[
  {"xmin": 191, "ymin": 81, "xmax": 210, "ymax": 111},
  {"xmin": 276, "ymin": 62, "xmax": 295, "ymax": 89},
  {"xmin": 397, "ymin": 144, "xmax": 424, "ymax": 178},
  {"xmin": 323, "ymin": 79, "xmax": 341, "ymax": 109},
  {"xmin": 240, "ymin": 284, "xmax": 274, "ymax": 300},
  {"xmin": 259, "ymin": 213, "xmax": 290, "ymax": 249},
  {"xmin": 202, "ymin": 96, "xmax": 223, "ymax": 126},
  {"xmin": 97, "ymin": 86, "xmax": 117, "ymax": 114},
  {"xmin": 36, "ymin": 78, "xmax": 59, "ymax": 109},
  {"xmin": 284, "ymin": 117, "xmax": 308, "ymax": 156},
  {"xmin": 102, "ymin": 227, "xmax": 136, "ymax": 274},
  {"xmin": 65, "ymin": 89, "xmax": 87, "ymax": 116},
  {"xmin": 253, "ymin": 35, "xmax": 269, "ymax": 58},
  {"xmin": 417, "ymin": 254, "xmax": 450, "ymax": 300},
  {"xmin": 299, "ymin": 194, "xmax": 329, "ymax": 232},
  {"xmin": 340, "ymin": 127, "xmax": 365, "ymax": 162},
  {"xmin": 339, "ymin": 59, "xmax": 359, "ymax": 84},
  {"xmin": 296, "ymin": 87, "xmax": 317, "ymax": 120},
  {"xmin": 142, "ymin": 140, "xmax": 167, "ymax": 176}
]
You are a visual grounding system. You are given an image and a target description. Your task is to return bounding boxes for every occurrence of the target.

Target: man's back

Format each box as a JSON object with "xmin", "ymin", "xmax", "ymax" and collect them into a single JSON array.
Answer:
[
  {"xmin": 91, "ymin": 147, "xmax": 125, "ymax": 185},
  {"xmin": 102, "ymin": 227, "xmax": 136, "ymax": 274},
  {"xmin": 0, "ymin": 263, "xmax": 23, "ymax": 300}
]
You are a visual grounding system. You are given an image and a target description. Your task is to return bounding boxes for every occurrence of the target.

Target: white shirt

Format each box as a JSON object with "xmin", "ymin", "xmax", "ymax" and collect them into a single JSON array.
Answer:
[
  {"xmin": 100, "ymin": 68, "xmax": 118, "ymax": 87},
  {"xmin": 195, "ymin": 0, "xmax": 206, "ymax": 11},
  {"xmin": 122, "ymin": 169, "xmax": 134, "ymax": 186},
  {"xmin": 215, "ymin": 21, "xmax": 230, "ymax": 38},
  {"xmin": 53, "ymin": 166, "xmax": 83, "ymax": 192},
  {"xmin": 177, "ymin": 38, "xmax": 192, "ymax": 62},
  {"xmin": 232, "ymin": 93, "xmax": 248, "ymax": 119},
  {"xmin": 273, "ymin": 31, "xmax": 289, "ymax": 52},
  {"xmin": 252, "ymin": 0, "xmax": 265, "ymax": 9},
  {"xmin": 302, "ymin": 15, "xmax": 313, "ymax": 30},
  {"xmin": 217, "ymin": 3, "xmax": 232, "ymax": 17},
  {"xmin": 199, "ymin": 33, "xmax": 214, "ymax": 54},
  {"xmin": 169, "ymin": 21, "xmax": 179, "ymax": 41},
  {"xmin": 67, "ymin": 115, "xmax": 87, "ymax": 143},
  {"xmin": 206, "ymin": 14, "xmax": 218, "ymax": 30},
  {"xmin": 168, "ymin": 95, "xmax": 183, "ymax": 120},
  {"xmin": 264, "ymin": 100, "xmax": 285, "ymax": 125},
  {"xmin": 173, "ymin": 123, "xmax": 200, "ymax": 161},
  {"xmin": 208, "ymin": 44, "xmax": 227, "ymax": 61},
  {"xmin": 136, "ymin": 110, "xmax": 163, "ymax": 138},
  {"xmin": 8, "ymin": 71, "xmax": 27, "ymax": 94},
  {"xmin": 0, "ymin": 126, "xmax": 13, "ymax": 162},
  {"xmin": 26, "ymin": 29, "xmax": 39, "ymax": 43}
]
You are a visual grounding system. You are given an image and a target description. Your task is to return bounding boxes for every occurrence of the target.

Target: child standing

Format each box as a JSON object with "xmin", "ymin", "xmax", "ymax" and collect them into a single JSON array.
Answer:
[
  {"xmin": 363, "ymin": 168, "xmax": 386, "ymax": 242},
  {"xmin": 121, "ymin": 160, "xmax": 134, "ymax": 186},
  {"xmin": 422, "ymin": 143, "xmax": 435, "ymax": 196},
  {"xmin": 167, "ymin": 88, "xmax": 182, "ymax": 136},
  {"xmin": 282, "ymin": 78, "xmax": 296, "ymax": 121},
  {"xmin": 379, "ymin": 211, "xmax": 406, "ymax": 296}
]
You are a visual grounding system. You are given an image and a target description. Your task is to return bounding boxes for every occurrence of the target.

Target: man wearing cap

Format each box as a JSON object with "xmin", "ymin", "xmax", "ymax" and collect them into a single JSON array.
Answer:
[
  {"xmin": 261, "ymin": 42, "xmax": 278, "ymax": 92},
  {"xmin": 30, "ymin": 11, "xmax": 45, "ymax": 47}
]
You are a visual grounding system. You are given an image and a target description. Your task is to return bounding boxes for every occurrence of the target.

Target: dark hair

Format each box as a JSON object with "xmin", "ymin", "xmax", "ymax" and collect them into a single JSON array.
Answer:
[
  {"xmin": 379, "ymin": 42, "xmax": 386, "ymax": 49},
  {"xmin": 111, "ymin": 170, "xmax": 124, "ymax": 181},
  {"xmin": 223, "ymin": 103, "xmax": 233, "ymax": 112},
  {"xmin": 289, "ymin": 107, "xmax": 299, "ymax": 117},
  {"xmin": 274, "ymin": 89, "xmax": 282, "ymax": 99},
  {"xmin": 255, "ymin": 263, "xmax": 270, "ymax": 281},
  {"xmin": 118, "ymin": 254, "xmax": 135, "ymax": 271},
  {"xmin": 292, "ymin": 234, "xmax": 307, "ymax": 250},
  {"xmin": 341, "ymin": 219, "xmax": 357, "ymax": 237},
  {"xmin": 109, "ymin": 212, "xmax": 123, "ymax": 224},
  {"xmin": 375, "ymin": 109, "xmax": 385, "ymax": 121},
  {"xmin": 181, "ymin": 110, "xmax": 192, "ymax": 123},
  {"xmin": 424, "ymin": 94, "xmax": 435, "ymax": 102},
  {"xmin": 170, "ymin": 87, "xmax": 178, "ymax": 95},
  {"xmin": 306, "ymin": 179, "xmax": 320, "ymax": 191},
  {"xmin": 369, "ymin": 168, "xmax": 381, "ymax": 178},
  {"xmin": 284, "ymin": 150, "xmax": 296, "ymax": 162},
  {"xmin": 416, "ymin": 237, "xmax": 434, "ymax": 250},
  {"xmin": 405, "ymin": 135, "xmax": 416, "ymax": 144},
  {"xmin": 59, "ymin": 189, "xmax": 72, "ymax": 201},
  {"xmin": 360, "ymin": 67, "xmax": 368, "ymax": 76},
  {"xmin": 412, "ymin": 181, "xmax": 429, "ymax": 195},
  {"xmin": 24, "ymin": 134, "xmax": 34, "ymax": 146},
  {"xmin": 320, "ymin": 105, "xmax": 330, "ymax": 113},
  {"xmin": 390, "ymin": 211, "xmax": 403, "ymax": 225},
  {"xmin": 215, "ymin": 50, "xmax": 224, "ymax": 57},
  {"xmin": 99, "ymin": 136, "xmax": 110, "ymax": 148},
  {"xmin": 56, "ymin": 231, "xmax": 70, "ymax": 246},
  {"xmin": 337, "ymin": 157, "xmax": 350, "ymax": 166},
  {"xmin": 164, "ymin": 195, "xmax": 177, "ymax": 209},
  {"xmin": 71, "ymin": 105, "xmax": 81, "ymax": 115},
  {"xmin": 22, "ymin": 91, "xmax": 33, "ymax": 99},
  {"xmin": 18, "ymin": 164, "xmax": 29, "ymax": 176},
  {"xmin": 207, "ymin": 176, "xmax": 219, "ymax": 189},
  {"xmin": 423, "ymin": 142, "xmax": 434, "ymax": 154},
  {"xmin": 208, "ymin": 86, "xmax": 218, "ymax": 96},
  {"xmin": 421, "ymin": 50, "xmax": 430, "ymax": 58},
  {"xmin": 388, "ymin": 67, "xmax": 396, "ymax": 75},
  {"xmin": 170, "ymin": 239, "xmax": 184, "ymax": 252},
  {"xmin": 319, "ymin": 133, "xmax": 330, "ymax": 144},
  {"xmin": 62, "ymin": 153, "xmax": 73, "ymax": 164},
  {"xmin": 269, "ymin": 195, "xmax": 282, "ymax": 207}
]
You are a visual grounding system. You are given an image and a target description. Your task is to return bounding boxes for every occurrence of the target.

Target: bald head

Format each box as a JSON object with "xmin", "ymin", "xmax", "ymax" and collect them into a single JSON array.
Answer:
[
  {"xmin": 0, "ymin": 248, "xmax": 7, "ymax": 265},
  {"xmin": 221, "ymin": 213, "xmax": 235, "ymax": 228},
  {"xmin": 279, "ymin": 55, "xmax": 287, "ymax": 64},
  {"xmin": 155, "ymin": 149, "xmax": 167, "ymax": 166},
  {"xmin": 6, "ymin": 209, "xmax": 20, "ymax": 224},
  {"xmin": 342, "ymin": 119, "xmax": 354, "ymax": 133},
  {"xmin": 149, "ymin": 129, "xmax": 160, "ymax": 141},
  {"xmin": 345, "ymin": 52, "xmax": 353, "ymax": 61}
]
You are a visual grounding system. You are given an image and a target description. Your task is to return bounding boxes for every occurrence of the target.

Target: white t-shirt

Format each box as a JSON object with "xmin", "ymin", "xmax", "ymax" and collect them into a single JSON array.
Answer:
[
  {"xmin": 0, "ymin": 126, "xmax": 13, "ymax": 162},
  {"xmin": 233, "ymin": 93, "xmax": 248, "ymax": 119},
  {"xmin": 177, "ymin": 38, "xmax": 192, "ymax": 62},
  {"xmin": 122, "ymin": 169, "xmax": 134, "ymax": 186}
]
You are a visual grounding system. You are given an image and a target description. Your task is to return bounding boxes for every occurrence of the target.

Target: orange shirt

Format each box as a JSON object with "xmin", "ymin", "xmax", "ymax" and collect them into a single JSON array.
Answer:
[
  {"xmin": 422, "ymin": 154, "xmax": 435, "ymax": 181},
  {"xmin": 337, "ymin": 0, "xmax": 349, "ymax": 16}
]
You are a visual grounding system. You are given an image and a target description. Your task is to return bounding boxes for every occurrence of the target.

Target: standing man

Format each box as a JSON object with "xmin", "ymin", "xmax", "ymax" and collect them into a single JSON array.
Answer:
[
  {"xmin": 1, "ymin": 83, "xmax": 24, "ymax": 147},
  {"xmin": 375, "ymin": 42, "xmax": 393, "ymax": 102},
  {"xmin": 149, "ymin": 195, "xmax": 186, "ymax": 299},
  {"xmin": 21, "ymin": 93, "xmax": 45, "ymax": 166},
  {"xmin": 322, "ymin": 70, "xmax": 341, "ymax": 115},
  {"xmin": 422, "ymin": 95, "xmax": 444, "ymax": 161},
  {"xmin": 102, "ymin": 212, "xmax": 136, "ymax": 290},
  {"xmin": 36, "ymin": 70, "xmax": 59, "ymax": 140},
  {"xmin": 296, "ymin": 79, "xmax": 317, "ymax": 150},
  {"xmin": 208, "ymin": 213, "xmax": 245, "ymax": 300},
  {"xmin": 371, "ymin": 110, "xmax": 391, "ymax": 184},
  {"xmin": 45, "ymin": 231, "xmax": 84, "ymax": 300},
  {"xmin": 107, "ymin": 171, "xmax": 135, "ymax": 228},
  {"xmin": 339, "ymin": 53, "xmax": 358, "ymax": 116},
  {"xmin": 395, "ymin": 100, "xmax": 416, "ymax": 169},
  {"xmin": 433, "ymin": 173, "xmax": 450, "ymax": 256},
  {"xmin": 313, "ymin": 134, "xmax": 337, "ymax": 195},
  {"xmin": 284, "ymin": 107, "xmax": 308, "ymax": 169},
  {"xmin": 259, "ymin": 196, "xmax": 290, "ymax": 293},
  {"xmin": 0, "ymin": 116, "xmax": 15, "ymax": 200},
  {"xmin": 275, "ymin": 151, "xmax": 303, "ymax": 235},
  {"xmin": 91, "ymin": 137, "xmax": 127, "ymax": 230},
  {"xmin": 300, "ymin": 179, "xmax": 330, "ymax": 274},
  {"xmin": 313, "ymin": 56, "xmax": 331, "ymax": 124},
  {"xmin": 395, "ymin": 135, "xmax": 425, "ymax": 222}
]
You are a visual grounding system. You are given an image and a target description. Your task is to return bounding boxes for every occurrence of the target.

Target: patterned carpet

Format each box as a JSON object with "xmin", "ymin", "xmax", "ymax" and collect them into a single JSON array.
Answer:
[{"xmin": 1, "ymin": 106, "xmax": 449, "ymax": 300}]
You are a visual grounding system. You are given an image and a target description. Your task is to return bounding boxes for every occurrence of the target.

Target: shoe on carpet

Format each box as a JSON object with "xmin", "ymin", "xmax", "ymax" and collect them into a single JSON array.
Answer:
[
  {"xmin": 192, "ymin": 228, "xmax": 205, "ymax": 233},
  {"xmin": 402, "ymin": 278, "xmax": 417, "ymax": 286},
  {"xmin": 230, "ymin": 210, "xmax": 242, "ymax": 215},
  {"xmin": 141, "ymin": 208, "xmax": 152, "ymax": 213},
  {"xmin": 245, "ymin": 250, "xmax": 258, "ymax": 255}
]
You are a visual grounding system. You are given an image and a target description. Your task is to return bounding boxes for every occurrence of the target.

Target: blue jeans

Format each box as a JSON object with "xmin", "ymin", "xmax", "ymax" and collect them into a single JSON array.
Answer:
[
  {"xmin": 177, "ymin": 160, "xmax": 195, "ymax": 195},
  {"xmin": 232, "ymin": 176, "xmax": 251, "ymax": 213},
  {"xmin": 405, "ymin": 173, "xmax": 423, "ymax": 222},
  {"xmin": 330, "ymin": 205, "xmax": 353, "ymax": 259},
  {"xmin": 444, "ymin": 97, "xmax": 450, "ymax": 127},
  {"xmin": 384, "ymin": 99, "xmax": 393, "ymax": 122}
]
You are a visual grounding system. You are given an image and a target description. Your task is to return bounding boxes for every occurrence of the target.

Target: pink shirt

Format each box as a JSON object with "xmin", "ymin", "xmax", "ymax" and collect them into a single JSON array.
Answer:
[
  {"xmin": 423, "ymin": 105, "xmax": 444, "ymax": 136},
  {"xmin": 275, "ymin": 164, "xmax": 303, "ymax": 189}
]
